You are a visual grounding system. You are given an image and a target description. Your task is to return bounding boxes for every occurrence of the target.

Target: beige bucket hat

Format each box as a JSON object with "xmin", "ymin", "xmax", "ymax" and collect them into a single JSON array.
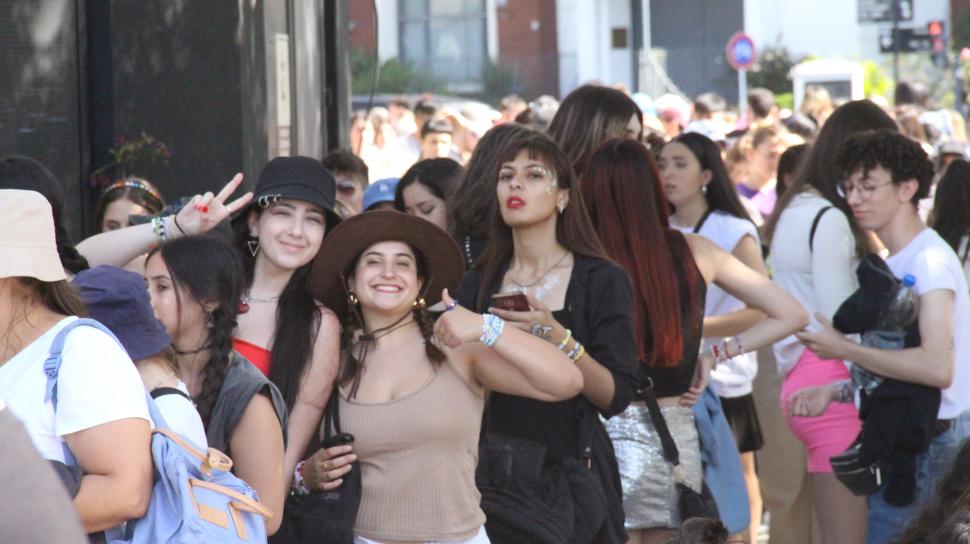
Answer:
[{"xmin": 0, "ymin": 190, "xmax": 66, "ymax": 281}]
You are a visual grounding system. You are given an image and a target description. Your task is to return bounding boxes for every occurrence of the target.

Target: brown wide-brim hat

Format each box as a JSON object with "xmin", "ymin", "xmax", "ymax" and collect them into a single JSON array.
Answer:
[{"xmin": 308, "ymin": 211, "xmax": 464, "ymax": 319}]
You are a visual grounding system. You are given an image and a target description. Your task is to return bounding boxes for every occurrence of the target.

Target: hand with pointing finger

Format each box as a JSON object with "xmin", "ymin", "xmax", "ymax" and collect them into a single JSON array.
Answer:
[{"xmin": 174, "ymin": 173, "xmax": 253, "ymax": 236}]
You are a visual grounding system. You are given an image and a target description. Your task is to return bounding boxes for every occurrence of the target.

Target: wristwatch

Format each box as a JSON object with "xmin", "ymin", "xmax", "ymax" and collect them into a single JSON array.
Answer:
[{"xmin": 530, "ymin": 322, "xmax": 553, "ymax": 340}]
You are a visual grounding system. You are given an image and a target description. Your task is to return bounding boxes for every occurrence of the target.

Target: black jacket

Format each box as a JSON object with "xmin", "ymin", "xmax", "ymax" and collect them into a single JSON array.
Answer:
[{"xmin": 455, "ymin": 254, "xmax": 638, "ymax": 544}]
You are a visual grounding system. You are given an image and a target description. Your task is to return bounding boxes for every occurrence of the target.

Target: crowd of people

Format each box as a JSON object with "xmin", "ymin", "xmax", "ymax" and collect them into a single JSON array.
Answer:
[{"xmin": 0, "ymin": 79, "xmax": 969, "ymax": 544}]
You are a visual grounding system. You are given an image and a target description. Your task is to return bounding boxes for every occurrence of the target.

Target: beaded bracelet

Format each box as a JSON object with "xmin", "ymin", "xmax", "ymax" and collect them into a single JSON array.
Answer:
[
  {"xmin": 480, "ymin": 314, "xmax": 505, "ymax": 348},
  {"xmin": 833, "ymin": 379, "xmax": 854, "ymax": 404},
  {"xmin": 567, "ymin": 342, "xmax": 586, "ymax": 363},
  {"xmin": 151, "ymin": 216, "xmax": 166, "ymax": 245},
  {"xmin": 291, "ymin": 460, "xmax": 310, "ymax": 496},
  {"xmin": 557, "ymin": 329, "xmax": 573, "ymax": 351}
]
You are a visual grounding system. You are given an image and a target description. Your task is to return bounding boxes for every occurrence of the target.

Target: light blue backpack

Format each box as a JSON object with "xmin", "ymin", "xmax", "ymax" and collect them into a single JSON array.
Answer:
[{"xmin": 45, "ymin": 318, "xmax": 274, "ymax": 543}]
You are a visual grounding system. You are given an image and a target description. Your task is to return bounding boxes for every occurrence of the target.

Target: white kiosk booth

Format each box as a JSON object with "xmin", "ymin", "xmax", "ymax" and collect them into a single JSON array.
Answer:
[{"xmin": 790, "ymin": 59, "xmax": 865, "ymax": 111}]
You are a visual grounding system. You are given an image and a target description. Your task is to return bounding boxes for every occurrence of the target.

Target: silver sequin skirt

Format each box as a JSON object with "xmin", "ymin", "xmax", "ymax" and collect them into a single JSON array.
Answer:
[{"xmin": 603, "ymin": 404, "xmax": 703, "ymax": 529}]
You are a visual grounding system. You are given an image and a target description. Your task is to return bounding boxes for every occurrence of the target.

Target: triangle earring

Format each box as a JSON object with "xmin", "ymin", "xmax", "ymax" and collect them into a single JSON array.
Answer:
[{"xmin": 247, "ymin": 239, "xmax": 260, "ymax": 257}]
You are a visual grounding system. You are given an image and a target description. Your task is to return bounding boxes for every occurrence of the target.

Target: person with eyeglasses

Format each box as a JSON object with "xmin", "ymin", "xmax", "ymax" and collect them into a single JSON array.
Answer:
[
  {"xmin": 761, "ymin": 100, "xmax": 900, "ymax": 544},
  {"xmin": 791, "ymin": 129, "xmax": 970, "ymax": 544}
]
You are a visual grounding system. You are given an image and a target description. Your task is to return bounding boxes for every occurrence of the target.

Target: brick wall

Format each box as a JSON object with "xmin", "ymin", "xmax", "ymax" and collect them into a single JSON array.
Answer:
[{"xmin": 497, "ymin": 0, "xmax": 560, "ymax": 98}]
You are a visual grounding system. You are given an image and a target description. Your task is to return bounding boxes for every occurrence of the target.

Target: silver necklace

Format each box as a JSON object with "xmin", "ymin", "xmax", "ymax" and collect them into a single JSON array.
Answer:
[
  {"xmin": 243, "ymin": 290, "xmax": 281, "ymax": 303},
  {"xmin": 510, "ymin": 251, "xmax": 570, "ymax": 288}
]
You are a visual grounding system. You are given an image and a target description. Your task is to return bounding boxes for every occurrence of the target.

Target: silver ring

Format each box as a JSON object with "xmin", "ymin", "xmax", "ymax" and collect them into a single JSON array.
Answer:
[{"xmin": 445, "ymin": 300, "xmax": 458, "ymax": 311}]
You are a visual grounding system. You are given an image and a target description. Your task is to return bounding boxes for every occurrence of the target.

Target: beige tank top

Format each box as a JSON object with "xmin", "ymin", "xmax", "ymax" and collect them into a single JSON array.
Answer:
[{"xmin": 340, "ymin": 359, "xmax": 486, "ymax": 542}]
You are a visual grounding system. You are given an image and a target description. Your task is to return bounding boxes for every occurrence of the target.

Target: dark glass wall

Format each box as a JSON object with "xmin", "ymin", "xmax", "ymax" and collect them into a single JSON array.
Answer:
[{"xmin": 0, "ymin": 0, "xmax": 86, "ymax": 240}]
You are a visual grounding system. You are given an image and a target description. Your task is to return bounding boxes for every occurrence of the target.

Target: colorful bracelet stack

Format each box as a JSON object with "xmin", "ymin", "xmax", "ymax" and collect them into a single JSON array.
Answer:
[
  {"xmin": 566, "ymin": 341, "xmax": 586, "ymax": 363},
  {"xmin": 480, "ymin": 314, "xmax": 505, "ymax": 347},
  {"xmin": 711, "ymin": 336, "xmax": 745, "ymax": 366},
  {"xmin": 557, "ymin": 329, "xmax": 573, "ymax": 351},
  {"xmin": 291, "ymin": 460, "xmax": 310, "ymax": 496},
  {"xmin": 151, "ymin": 216, "xmax": 168, "ymax": 245}
]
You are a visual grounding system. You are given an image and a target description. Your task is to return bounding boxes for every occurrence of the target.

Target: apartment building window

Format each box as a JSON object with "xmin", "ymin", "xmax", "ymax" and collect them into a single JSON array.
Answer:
[{"xmin": 400, "ymin": 0, "xmax": 487, "ymax": 86}]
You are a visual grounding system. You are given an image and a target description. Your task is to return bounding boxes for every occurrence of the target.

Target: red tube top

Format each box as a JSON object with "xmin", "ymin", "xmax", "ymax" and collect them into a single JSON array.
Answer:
[{"xmin": 232, "ymin": 338, "xmax": 271, "ymax": 376}]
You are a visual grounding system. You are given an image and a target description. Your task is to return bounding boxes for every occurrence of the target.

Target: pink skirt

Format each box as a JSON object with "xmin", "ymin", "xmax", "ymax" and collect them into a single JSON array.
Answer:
[{"xmin": 780, "ymin": 348, "xmax": 861, "ymax": 473}]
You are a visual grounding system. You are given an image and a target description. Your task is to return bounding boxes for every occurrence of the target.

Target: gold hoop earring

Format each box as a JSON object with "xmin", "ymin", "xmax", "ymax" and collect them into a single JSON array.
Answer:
[
  {"xmin": 348, "ymin": 292, "xmax": 359, "ymax": 307},
  {"xmin": 412, "ymin": 297, "xmax": 427, "ymax": 310}
]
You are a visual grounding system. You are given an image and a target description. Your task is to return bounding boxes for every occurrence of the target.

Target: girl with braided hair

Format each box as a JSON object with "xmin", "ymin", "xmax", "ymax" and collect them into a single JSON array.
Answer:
[
  {"xmin": 303, "ymin": 211, "xmax": 582, "ymax": 543},
  {"xmin": 146, "ymin": 234, "xmax": 287, "ymax": 534}
]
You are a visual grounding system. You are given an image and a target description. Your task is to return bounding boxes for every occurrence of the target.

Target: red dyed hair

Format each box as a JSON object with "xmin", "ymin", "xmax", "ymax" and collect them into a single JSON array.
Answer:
[{"xmin": 582, "ymin": 138, "xmax": 701, "ymax": 367}]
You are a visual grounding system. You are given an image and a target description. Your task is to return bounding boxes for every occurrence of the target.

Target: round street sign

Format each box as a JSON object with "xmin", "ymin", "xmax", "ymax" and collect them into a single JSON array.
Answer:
[{"xmin": 726, "ymin": 32, "xmax": 757, "ymax": 71}]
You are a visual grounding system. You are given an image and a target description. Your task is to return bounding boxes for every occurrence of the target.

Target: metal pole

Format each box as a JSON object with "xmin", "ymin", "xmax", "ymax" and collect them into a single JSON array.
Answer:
[
  {"xmin": 893, "ymin": 0, "xmax": 900, "ymax": 85},
  {"xmin": 631, "ymin": 0, "xmax": 643, "ymax": 92},
  {"xmin": 739, "ymin": 69, "xmax": 748, "ymax": 120}
]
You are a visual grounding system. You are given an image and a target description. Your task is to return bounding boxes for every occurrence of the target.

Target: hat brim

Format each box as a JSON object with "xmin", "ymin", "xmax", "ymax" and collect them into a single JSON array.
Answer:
[
  {"xmin": 0, "ymin": 245, "xmax": 66, "ymax": 281},
  {"xmin": 308, "ymin": 211, "xmax": 464, "ymax": 319}
]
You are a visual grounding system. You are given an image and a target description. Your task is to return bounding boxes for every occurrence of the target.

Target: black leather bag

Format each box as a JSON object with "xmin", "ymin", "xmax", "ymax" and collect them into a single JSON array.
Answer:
[
  {"xmin": 271, "ymin": 391, "xmax": 361, "ymax": 544},
  {"xmin": 642, "ymin": 385, "xmax": 720, "ymax": 521},
  {"xmin": 830, "ymin": 438, "xmax": 882, "ymax": 497},
  {"xmin": 476, "ymin": 429, "xmax": 608, "ymax": 544}
]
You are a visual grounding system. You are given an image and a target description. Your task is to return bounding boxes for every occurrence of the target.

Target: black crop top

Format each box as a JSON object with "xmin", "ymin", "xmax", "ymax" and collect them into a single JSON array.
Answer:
[{"xmin": 637, "ymin": 247, "xmax": 707, "ymax": 398}]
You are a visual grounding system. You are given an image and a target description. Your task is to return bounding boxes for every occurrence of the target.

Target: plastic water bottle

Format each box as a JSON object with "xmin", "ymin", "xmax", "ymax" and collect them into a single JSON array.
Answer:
[{"xmin": 855, "ymin": 274, "xmax": 919, "ymax": 394}]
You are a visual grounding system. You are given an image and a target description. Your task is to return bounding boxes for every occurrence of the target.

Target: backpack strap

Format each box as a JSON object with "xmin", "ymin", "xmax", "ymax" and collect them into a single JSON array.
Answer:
[
  {"xmin": 43, "ymin": 318, "xmax": 124, "ymax": 465},
  {"xmin": 808, "ymin": 206, "xmax": 833, "ymax": 253},
  {"xmin": 692, "ymin": 208, "xmax": 715, "ymax": 234},
  {"xmin": 322, "ymin": 384, "xmax": 342, "ymax": 440}
]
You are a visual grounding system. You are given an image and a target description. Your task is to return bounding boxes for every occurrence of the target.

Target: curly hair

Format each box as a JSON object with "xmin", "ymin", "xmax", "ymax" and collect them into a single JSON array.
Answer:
[{"xmin": 834, "ymin": 129, "xmax": 935, "ymax": 204}]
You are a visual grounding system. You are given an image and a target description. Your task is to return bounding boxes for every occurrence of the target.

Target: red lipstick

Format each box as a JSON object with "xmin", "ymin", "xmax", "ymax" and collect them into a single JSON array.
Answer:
[{"xmin": 507, "ymin": 196, "xmax": 526, "ymax": 209}]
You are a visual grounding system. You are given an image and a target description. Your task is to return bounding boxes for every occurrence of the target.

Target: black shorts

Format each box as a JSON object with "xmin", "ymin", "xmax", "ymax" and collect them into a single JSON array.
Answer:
[{"xmin": 720, "ymin": 393, "xmax": 764, "ymax": 453}]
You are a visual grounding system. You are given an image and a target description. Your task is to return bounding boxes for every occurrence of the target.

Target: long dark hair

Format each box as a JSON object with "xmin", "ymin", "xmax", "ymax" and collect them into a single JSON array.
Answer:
[
  {"xmin": 337, "ymin": 244, "xmax": 445, "ymax": 397},
  {"xmin": 394, "ymin": 158, "xmax": 464, "ymax": 219},
  {"xmin": 547, "ymin": 85, "xmax": 642, "ymax": 177},
  {"xmin": 929, "ymin": 159, "xmax": 970, "ymax": 266},
  {"xmin": 475, "ymin": 130, "xmax": 609, "ymax": 310},
  {"xmin": 449, "ymin": 123, "xmax": 532, "ymax": 242},
  {"xmin": 232, "ymin": 212, "xmax": 321, "ymax": 411},
  {"xmin": 148, "ymin": 235, "xmax": 242, "ymax": 426},
  {"xmin": 0, "ymin": 157, "xmax": 89, "ymax": 274},
  {"xmin": 95, "ymin": 177, "xmax": 165, "ymax": 231},
  {"xmin": 583, "ymin": 138, "xmax": 701, "ymax": 367},
  {"xmin": 669, "ymin": 132, "xmax": 754, "ymax": 223},
  {"xmin": 764, "ymin": 100, "xmax": 898, "ymax": 256}
]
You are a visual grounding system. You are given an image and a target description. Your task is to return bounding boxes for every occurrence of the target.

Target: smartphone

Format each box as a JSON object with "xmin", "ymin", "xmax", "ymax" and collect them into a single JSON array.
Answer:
[
  {"xmin": 321, "ymin": 432, "xmax": 354, "ymax": 449},
  {"xmin": 491, "ymin": 293, "xmax": 530, "ymax": 312}
]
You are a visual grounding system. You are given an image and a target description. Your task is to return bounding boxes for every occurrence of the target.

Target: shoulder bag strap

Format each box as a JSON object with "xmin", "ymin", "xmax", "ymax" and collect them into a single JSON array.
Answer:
[
  {"xmin": 150, "ymin": 387, "xmax": 193, "ymax": 402},
  {"xmin": 322, "ymin": 384, "xmax": 341, "ymax": 440},
  {"xmin": 641, "ymin": 383, "xmax": 681, "ymax": 467},
  {"xmin": 808, "ymin": 206, "xmax": 833, "ymax": 253},
  {"xmin": 692, "ymin": 208, "xmax": 715, "ymax": 234}
]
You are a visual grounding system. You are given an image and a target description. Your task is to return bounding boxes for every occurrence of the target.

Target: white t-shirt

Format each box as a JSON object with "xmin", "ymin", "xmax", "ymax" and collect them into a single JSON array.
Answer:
[
  {"xmin": 885, "ymin": 228, "xmax": 970, "ymax": 419},
  {"xmin": 153, "ymin": 380, "xmax": 208, "ymax": 450},
  {"xmin": 0, "ymin": 317, "xmax": 150, "ymax": 461},
  {"xmin": 769, "ymin": 191, "xmax": 859, "ymax": 376},
  {"xmin": 959, "ymin": 236, "xmax": 970, "ymax": 292},
  {"xmin": 673, "ymin": 210, "xmax": 761, "ymax": 397}
]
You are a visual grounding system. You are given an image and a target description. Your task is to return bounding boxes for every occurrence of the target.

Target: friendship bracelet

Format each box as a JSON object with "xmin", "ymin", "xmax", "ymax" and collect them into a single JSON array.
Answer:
[
  {"xmin": 151, "ymin": 216, "xmax": 165, "ymax": 245},
  {"xmin": 480, "ymin": 314, "xmax": 506, "ymax": 348},
  {"xmin": 567, "ymin": 342, "xmax": 586, "ymax": 363},
  {"xmin": 557, "ymin": 329, "xmax": 573, "ymax": 351},
  {"xmin": 833, "ymin": 379, "xmax": 854, "ymax": 404}
]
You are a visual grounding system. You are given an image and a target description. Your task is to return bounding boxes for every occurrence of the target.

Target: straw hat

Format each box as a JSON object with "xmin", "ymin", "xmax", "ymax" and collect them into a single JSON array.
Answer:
[
  {"xmin": 308, "ymin": 211, "xmax": 463, "ymax": 318},
  {"xmin": 0, "ymin": 190, "xmax": 65, "ymax": 281}
]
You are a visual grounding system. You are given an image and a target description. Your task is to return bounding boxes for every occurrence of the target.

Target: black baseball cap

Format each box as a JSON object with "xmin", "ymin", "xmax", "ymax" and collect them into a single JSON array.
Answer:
[{"xmin": 235, "ymin": 156, "xmax": 342, "ymax": 230}]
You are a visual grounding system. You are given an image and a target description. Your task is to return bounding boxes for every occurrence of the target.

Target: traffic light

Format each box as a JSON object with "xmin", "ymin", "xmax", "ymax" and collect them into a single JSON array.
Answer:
[{"xmin": 928, "ymin": 19, "xmax": 948, "ymax": 67}]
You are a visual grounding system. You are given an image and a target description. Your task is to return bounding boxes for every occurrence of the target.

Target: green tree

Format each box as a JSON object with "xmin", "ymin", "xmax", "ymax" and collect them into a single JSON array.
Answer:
[{"xmin": 747, "ymin": 46, "xmax": 804, "ymax": 95}]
